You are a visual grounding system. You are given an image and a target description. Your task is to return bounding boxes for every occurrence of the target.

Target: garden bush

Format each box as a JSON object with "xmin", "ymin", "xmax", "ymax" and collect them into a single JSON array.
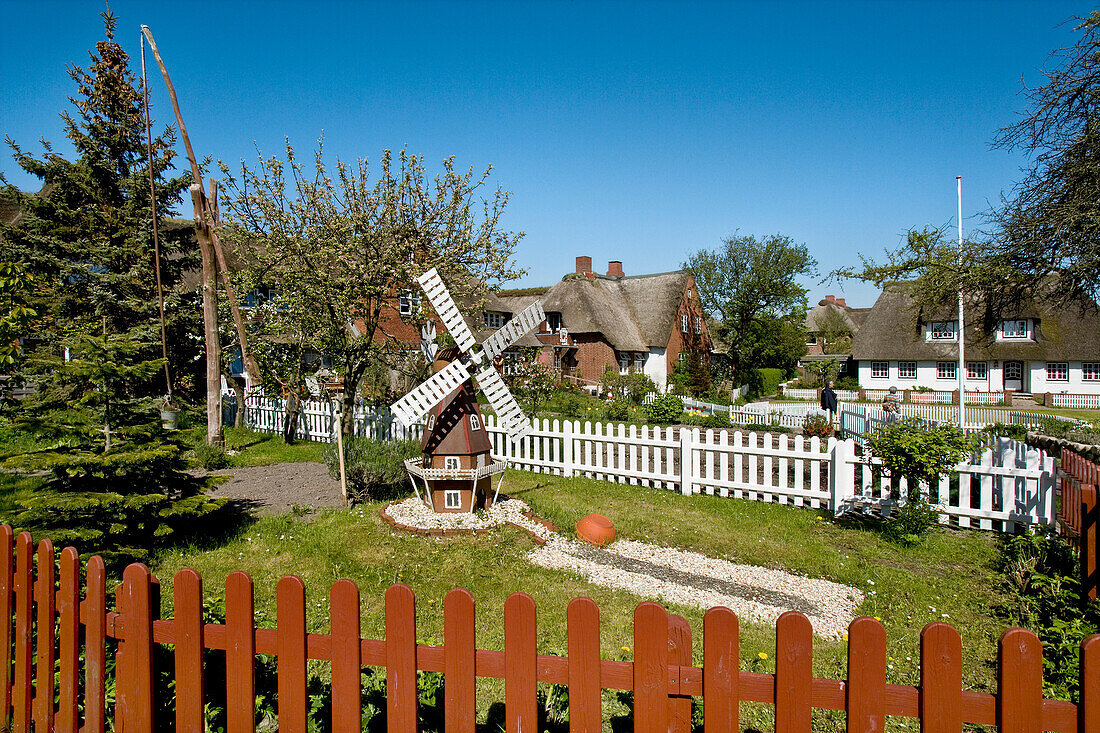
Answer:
[
  {"xmin": 642, "ymin": 394, "xmax": 684, "ymax": 423},
  {"xmin": 607, "ymin": 399, "xmax": 632, "ymax": 421},
  {"xmin": 984, "ymin": 422, "xmax": 1028, "ymax": 441},
  {"xmin": 191, "ymin": 442, "xmax": 231, "ymax": 470},
  {"xmin": 802, "ymin": 412, "xmax": 834, "ymax": 438},
  {"xmin": 323, "ymin": 437, "xmax": 421, "ymax": 503}
]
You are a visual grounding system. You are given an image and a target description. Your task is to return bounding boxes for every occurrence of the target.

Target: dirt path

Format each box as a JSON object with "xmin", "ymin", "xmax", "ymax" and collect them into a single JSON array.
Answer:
[{"xmin": 203, "ymin": 462, "xmax": 346, "ymax": 516}]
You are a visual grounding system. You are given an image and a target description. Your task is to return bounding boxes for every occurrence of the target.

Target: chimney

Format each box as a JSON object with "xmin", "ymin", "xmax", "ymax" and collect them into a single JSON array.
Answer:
[
  {"xmin": 576, "ymin": 256, "xmax": 592, "ymax": 274},
  {"xmin": 835, "ymin": 297, "xmax": 846, "ymax": 307},
  {"xmin": 607, "ymin": 260, "xmax": 624, "ymax": 277},
  {"xmin": 824, "ymin": 295, "xmax": 835, "ymax": 304}
]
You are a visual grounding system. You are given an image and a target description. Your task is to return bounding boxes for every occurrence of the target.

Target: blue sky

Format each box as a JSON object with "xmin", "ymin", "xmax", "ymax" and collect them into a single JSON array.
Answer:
[{"xmin": 0, "ymin": 0, "xmax": 1089, "ymax": 308}]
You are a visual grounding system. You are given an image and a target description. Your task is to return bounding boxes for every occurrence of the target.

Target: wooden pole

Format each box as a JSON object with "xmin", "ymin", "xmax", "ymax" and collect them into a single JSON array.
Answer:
[{"xmin": 192, "ymin": 185, "xmax": 223, "ymax": 446}]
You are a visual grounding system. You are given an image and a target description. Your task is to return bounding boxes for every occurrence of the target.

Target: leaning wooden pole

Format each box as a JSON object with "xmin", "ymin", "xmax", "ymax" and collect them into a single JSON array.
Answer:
[{"xmin": 140, "ymin": 25, "xmax": 261, "ymax": 443}]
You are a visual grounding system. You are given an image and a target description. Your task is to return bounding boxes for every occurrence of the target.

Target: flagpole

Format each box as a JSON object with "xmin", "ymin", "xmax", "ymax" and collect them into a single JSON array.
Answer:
[{"xmin": 957, "ymin": 176, "xmax": 966, "ymax": 429}]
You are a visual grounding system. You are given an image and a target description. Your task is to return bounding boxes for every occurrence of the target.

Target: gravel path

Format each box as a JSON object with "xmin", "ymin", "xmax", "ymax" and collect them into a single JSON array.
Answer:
[{"xmin": 204, "ymin": 462, "xmax": 346, "ymax": 515}]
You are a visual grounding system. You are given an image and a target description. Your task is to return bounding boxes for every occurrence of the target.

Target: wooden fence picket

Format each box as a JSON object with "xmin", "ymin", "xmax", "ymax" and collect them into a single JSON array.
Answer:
[
  {"xmin": 846, "ymin": 617, "xmax": 887, "ymax": 733},
  {"xmin": 331, "ymin": 579, "xmax": 362, "ymax": 733},
  {"xmin": 84, "ymin": 555, "xmax": 107, "ymax": 733},
  {"xmin": 633, "ymin": 602, "xmax": 669, "ymax": 733},
  {"xmin": 566, "ymin": 597, "xmax": 601, "ymax": 733},
  {"xmin": 998, "ymin": 628, "xmax": 1043, "ymax": 733},
  {"xmin": 445, "ymin": 589, "xmax": 476, "ymax": 733},
  {"xmin": 0, "ymin": 525, "xmax": 10, "ymax": 732},
  {"xmin": 33, "ymin": 540, "xmax": 55, "ymax": 733},
  {"xmin": 702, "ymin": 607, "xmax": 738, "ymax": 733},
  {"xmin": 775, "ymin": 611, "xmax": 812, "ymax": 733},
  {"xmin": 1082, "ymin": 634, "xmax": 1100, "ymax": 733},
  {"xmin": 225, "ymin": 571, "xmax": 256, "ymax": 733},
  {"xmin": 174, "ymin": 569, "xmax": 205, "ymax": 733},
  {"xmin": 504, "ymin": 593, "xmax": 537, "ymax": 733},
  {"xmin": 919, "ymin": 622, "xmax": 962, "ymax": 733},
  {"xmin": 668, "ymin": 614, "xmax": 692, "ymax": 733},
  {"xmin": 57, "ymin": 547, "xmax": 80, "ymax": 733},
  {"xmin": 276, "ymin": 575, "xmax": 308, "ymax": 733},
  {"xmin": 117, "ymin": 564, "xmax": 155, "ymax": 733},
  {"xmin": 12, "ymin": 532, "xmax": 32, "ymax": 733},
  {"xmin": 385, "ymin": 583, "xmax": 418, "ymax": 733}
]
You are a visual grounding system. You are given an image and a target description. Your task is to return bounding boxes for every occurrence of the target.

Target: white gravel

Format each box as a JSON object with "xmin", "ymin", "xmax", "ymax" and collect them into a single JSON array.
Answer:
[
  {"xmin": 385, "ymin": 497, "xmax": 860, "ymax": 636},
  {"xmin": 529, "ymin": 537, "xmax": 861, "ymax": 637}
]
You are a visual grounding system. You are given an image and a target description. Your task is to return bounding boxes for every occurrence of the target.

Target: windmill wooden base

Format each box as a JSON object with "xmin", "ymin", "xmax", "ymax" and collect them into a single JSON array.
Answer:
[{"xmin": 403, "ymin": 457, "xmax": 506, "ymax": 513}]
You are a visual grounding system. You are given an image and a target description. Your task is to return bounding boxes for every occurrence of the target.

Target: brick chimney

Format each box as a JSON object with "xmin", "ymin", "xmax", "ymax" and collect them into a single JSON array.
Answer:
[
  {"xmin": 607, "ymin": 260, "xmax": 624, "ymax": 277},
  {"xmin": 576, "ymin": 256, "xmax": 592, "ymax": 274},
  {"xmin": 824, "ymin": 294, "xmax": 835, "ymax": 304},
  {"xmin": 835, "ymin": 297, "xmax": 846, "ymax": 307}
]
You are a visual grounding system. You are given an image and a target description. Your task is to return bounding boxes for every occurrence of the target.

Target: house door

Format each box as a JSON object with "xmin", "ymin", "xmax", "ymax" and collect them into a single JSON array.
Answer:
[{"xmin": 1003, "ymin": 361, "xmax": 1024, "ymax": 391}]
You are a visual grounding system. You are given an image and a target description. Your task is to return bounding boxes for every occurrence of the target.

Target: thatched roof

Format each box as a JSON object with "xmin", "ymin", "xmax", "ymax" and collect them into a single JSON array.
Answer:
[{"xmin": 851, "ymin": 282, "xmax": 1100, "ymax": 361}]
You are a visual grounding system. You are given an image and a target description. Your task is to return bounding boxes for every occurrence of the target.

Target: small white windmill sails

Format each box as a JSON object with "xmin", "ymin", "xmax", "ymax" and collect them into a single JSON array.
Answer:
[{"xmin": 389, "ymin": 268, "xmax": 544, "ymax": 442}]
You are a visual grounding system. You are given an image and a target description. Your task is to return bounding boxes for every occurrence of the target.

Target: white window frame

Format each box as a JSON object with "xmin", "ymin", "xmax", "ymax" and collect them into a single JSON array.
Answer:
[
  {"xmin": 966, "ymin": 361, "xmax": 987, "ymax": 380},
  {"xmin": 618, "ymin": 352, "xmax": 630, "ymax": 374},
  {"xmin": 1000, "ymin": 319, "xmax": 1029, "ymax": 339},
  {"xmin": 936, "ymin": 362, "xmax": 956, "ymax": 380},
  {"xmin": 484, "ymin": 312, "xmax": 504, "ymax": 329},
  {"xmin": 870, "ymin": 361, "xmax": 889, "ymax": 379},
  {"xmin": 694, "ymin": 316, "xmax": 702, "ymax": 332},
  {"xmin": 547, "ymin": 312, "xmax": 563, "ymax": 333},
  {"xmin": 1084, "ymin": 362, "xmax": 1100, "ymax": 382},
  {"xmin": 399, "ymin": 291, "xmax": 420, "ymax": 317},
  {"xmin": 633, "ymin": 352, "xmax": 646, "ymax": 370},
  {"xmin": 930, "ymin": 321, "xmax": 956, "ymax": 341},
  {"xmin": 553, "ymin": 351, "xmax": 562, "ymax": 369},
  {"xmin": 444, "ymin": 456, "xmax": 461, "ymax": 471},
  {"xmin": 1046, "ymin": 362, "xmax": 1069, "ymax": 382},
  {"xmin": 426, "ymin": 414, "xmax": 435, "ymax": 432},
  {"xmin": 681, "ymin": 314, "xmax": 689, "ymax": 333},
  {"xmin": 444, "ymin": 490, "xmax": 461, "ymax": 509},
  {"xmin": 469, "ymin": 414, "xmax": 481, "ymax": 430},
  {"xmin": 898, "ymin": 361, "xmax": 916, "ymax": 379},
  {"xmin": 806, "ymin": 334, "xmax": 817, "ymax": 345}
]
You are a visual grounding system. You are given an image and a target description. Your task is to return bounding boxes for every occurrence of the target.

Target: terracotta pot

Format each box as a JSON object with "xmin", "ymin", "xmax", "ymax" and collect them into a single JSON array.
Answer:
[{"xmin": 575, "ymin": 513, "xmax": 616, "ymax": 547}]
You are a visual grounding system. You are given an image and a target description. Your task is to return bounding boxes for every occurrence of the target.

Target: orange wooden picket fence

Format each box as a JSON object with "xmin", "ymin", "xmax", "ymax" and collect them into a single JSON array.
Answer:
[
  {"xmin": 3, "ymin": 526, "xmax": 1100, "ymax": 733},
  {"xmin": 1059, "ymin": 449, "xmax": 1100, "ymax": 601}
]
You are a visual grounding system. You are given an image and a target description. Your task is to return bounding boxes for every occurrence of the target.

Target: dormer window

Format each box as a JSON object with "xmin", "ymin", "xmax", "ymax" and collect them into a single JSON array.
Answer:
[
  {"xmin": 484, "ymin": 312, "xmax": 504, "ymax": 329},
  {"xmin": 1000, "ymin": 319, "xmax": 1029, "ymax": 340},
  {"xmin": 469, "ymin": 414, "xmax": 481, "ymax": 431},
  {"xmin": 399, "ymin": 291, "xmax": 420, "ymax": 317},
  {"xmin": 426, "ymin": 414, "xmax": 435, "ymax": 432},
  {"xmin": 547, "ymin": 312, "xmax": 563, "ymax": 333},
  {"xmin": 929, "ymin": 321, "xmax": 956, "ymax": 341}
]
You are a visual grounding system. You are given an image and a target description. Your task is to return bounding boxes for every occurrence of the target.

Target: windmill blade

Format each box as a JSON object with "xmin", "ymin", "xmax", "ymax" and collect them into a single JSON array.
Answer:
[
  {"xmin": 418, "ymin": 268, "xmax": 477, "ymax": 353},
  {"xmin": 482, "ymin": 301, "xmax": 546, "ymax": 361},
  {"xmin": 475, "ymin": 365, "xmax": 531, "ymax": 441},
  {"xmin": 390, "ymin": 359, "xmax": 471, "ymax": 425}
]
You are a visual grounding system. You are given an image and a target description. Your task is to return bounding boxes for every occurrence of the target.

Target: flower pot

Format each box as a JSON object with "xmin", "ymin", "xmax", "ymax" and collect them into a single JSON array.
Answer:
[{"xmin": 160, "ymin": 409, "xmax": 179, "ymax": 430}]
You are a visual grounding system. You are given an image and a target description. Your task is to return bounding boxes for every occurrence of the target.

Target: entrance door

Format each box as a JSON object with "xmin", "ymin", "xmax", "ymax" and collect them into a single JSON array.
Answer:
[{"xmin": 1004, "ymin": 361, "xmax": 1024, "ymax": 391}]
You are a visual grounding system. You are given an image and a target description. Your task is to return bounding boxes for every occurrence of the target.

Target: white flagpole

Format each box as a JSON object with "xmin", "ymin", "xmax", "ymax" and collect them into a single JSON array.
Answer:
[{"xmin": 957, "ymin": 176, "xmax": 966, "ymax": 429}]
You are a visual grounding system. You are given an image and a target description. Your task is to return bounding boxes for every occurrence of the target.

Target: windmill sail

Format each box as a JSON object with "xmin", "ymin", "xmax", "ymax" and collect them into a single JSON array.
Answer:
[
  {"xmin": 418, "ymin": 268, "xmax": 477, "ymax": 353},
  {"xmin": 475, "ymin": 365, "xmax": 531, "ymax": 441},
  {"xmin": 482, "ymin": 301, "xmax": 546, "ymax": 361},
  {"xmin": 390, "ymin": 359, "xmax": 471, "ymax": 425}
]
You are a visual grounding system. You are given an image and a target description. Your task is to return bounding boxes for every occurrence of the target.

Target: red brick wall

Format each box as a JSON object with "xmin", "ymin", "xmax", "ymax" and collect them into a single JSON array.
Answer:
[
  {"xmin": 665, "ymin": 275, "xmax": 711, "ymax": 371},
  {"xmin": 572, "ymin": 335, "xmax": 618, "ymax": 384}
]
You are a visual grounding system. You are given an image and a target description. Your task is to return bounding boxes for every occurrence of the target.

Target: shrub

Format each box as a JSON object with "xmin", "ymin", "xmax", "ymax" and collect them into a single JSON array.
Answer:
[
  {"xmin": 756, "ymin": 368, "xmax": 785, "ymax": 397},
  {"xmin": 883, "ymin": 497, "xmax": 940, "ymax": 546},
  {"xmin": 683, "ymin": 412, "xmax": 730, "ymax": 428},
  {"xmin": 323, "ymin": 438, "xmax": 421, "ymax": 503},
  {"xmin": 607, "ymin": 399, "xmax": 632, "ymax": 421},
  {"xmin": 835, "ymin": 375, "xmax": 860, "ymax": 390},
  {"xmin": 802, "ymin": 412, "xmax": 834, "ymax": 438},
  {"xmin": 643, "ymin": 394, "xmax": 684, "ymax": 423},
  {"xmin": 191, "ymin": 442, "xmax": 231, "ymax": 470},
  {"xmin": 985, "ymin": 422, "xmax": 1028, "ymax": 441}
]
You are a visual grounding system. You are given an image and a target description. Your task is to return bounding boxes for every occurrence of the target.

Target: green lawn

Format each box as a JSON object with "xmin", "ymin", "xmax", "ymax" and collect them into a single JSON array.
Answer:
[
  {"xmin": 151, "ymin": 469, "xmax": 1013, "ymax": 730},
  {"xmin": 179, "ymin": 425, "xmax": 330, "ymax": 467}
]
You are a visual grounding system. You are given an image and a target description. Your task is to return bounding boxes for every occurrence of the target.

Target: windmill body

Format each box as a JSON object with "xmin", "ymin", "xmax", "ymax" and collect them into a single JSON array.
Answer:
[{"xmin": 392, "ymin": 269, "xmax": 544, "ymax": 514}]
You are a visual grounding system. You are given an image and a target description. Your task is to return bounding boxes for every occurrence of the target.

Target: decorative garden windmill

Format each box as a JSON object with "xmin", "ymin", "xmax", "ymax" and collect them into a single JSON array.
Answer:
[{"xmin": 391, "ymin": 269, "xmax": 545, "ymax": 513}]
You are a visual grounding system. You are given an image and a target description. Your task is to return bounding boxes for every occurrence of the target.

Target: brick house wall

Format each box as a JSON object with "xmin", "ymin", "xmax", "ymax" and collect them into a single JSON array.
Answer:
[
  {"xmin": 572, "ymin": 335, "xmax": 618, "ymax": 382},
  {"xmin": 665, "ymin": 275, "xmax": 710, "ymax": 370}
]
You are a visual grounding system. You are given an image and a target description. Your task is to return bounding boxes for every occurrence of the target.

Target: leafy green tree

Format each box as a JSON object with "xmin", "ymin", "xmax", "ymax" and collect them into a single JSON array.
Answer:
[
  {"xmin": 516, "ymin": 359, "xmax": 558, "ymax": 416},
  {"xmin": 0, "ymin": 11, "xmax": 197, "ymax": 382},
  {"xmin": 990, "ymin": 12, "xmax": 1100, "ymax": 307},
  {"xmin": 218, "ymin": 144, "xmax": 524, "ymax": 435},
  {"xmin": 815, "ymin": 306, "xmax": 853, "ymax": 355},
  {"xmin": 684, "ymin": 233, "xmax": 816, "ymax": 388}
]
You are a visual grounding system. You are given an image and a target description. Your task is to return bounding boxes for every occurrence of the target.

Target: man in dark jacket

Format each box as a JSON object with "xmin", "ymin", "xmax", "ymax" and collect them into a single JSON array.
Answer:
[{"xmin": 820, "ymin": 380, "xmax": 838, "ymax": 423}]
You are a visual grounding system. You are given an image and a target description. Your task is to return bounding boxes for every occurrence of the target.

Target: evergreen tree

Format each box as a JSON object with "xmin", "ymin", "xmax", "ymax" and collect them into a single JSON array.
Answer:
[{"xmin": 0, "ymin": 12, "xmax": 224, "ymax": 565}]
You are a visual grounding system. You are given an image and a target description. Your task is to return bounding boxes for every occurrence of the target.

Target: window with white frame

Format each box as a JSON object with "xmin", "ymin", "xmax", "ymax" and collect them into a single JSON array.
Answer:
[
  {"xmin": 546, "ymin": 312, "xmax": 563, "ymax": 333},
  {"xmin": 633, "ymin": 352, "xmax": 646, "ymax": 370},
  {"xmin": 806, "ymin": 334, "xmax": 817, "ymax": 345},
  {"xmin": 399, "ymin": 291, "xmax": 420, "ymax": 317},
  {"xmin": 898, "ymin": 361, "xmax": 917, "ymax": 379},
  {"xmin": 444, "ymin": 456, "xmax": 461, "ymax": 471},
  {"xmin": 444, "ymin": 490, "xmax": 461, "ymax": 509},
  {"xmin": 930, "ymin": 321, "xmax": 956, "ymax": 340},
  {"xmin": 967, "ymin": 361, "xmax": 987, "ymax": 380},
  {"xmin": 694, "ymin": 316, "xmax": 702, "ymax": 332},
  {"xmin": 1001, "ymin": 320, "xmax": 1029, "ymax": 339},
  {"xmin": 618, "ymin": 352, "xmax": 630, "ymax": 374},
  {"xmin": 681, "ymin": 314, "xmax": 689, "ymax": 333},
  {"xmin": 1046, "ymin": 362, "xmax": 1069, "ymax": 382},
  {"xmin": 871, "ymin": 361, "xmax": 889, "ymax": 379},
  {"xmin": 553, "ymin": 350, "xmax": 562, "ymax": 369},
  {"xmin": 469, "ymin": 414, "xmax": 481, "ymax": 431},
  {"xmin": 484, "ymin": 312, "xmax": 504, "ymax": 329},
  {"xmin": 937, "ymin": 362, "xmax": 956, "ymax": 380},
  {"xmin": 1084, "ymin": 363, "xmax": 1100, "ymax": 381},
  {"xmin": 426, "ymin": 414, "xmax": 435, "ymax": 432}
]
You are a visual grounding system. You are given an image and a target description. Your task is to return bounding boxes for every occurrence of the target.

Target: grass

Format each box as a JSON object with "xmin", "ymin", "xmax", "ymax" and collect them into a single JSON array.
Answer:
[
  {"xmin": 178, "ymin": 425, "xmax": 329, "ymax": 467},
  {"xmin": 150, "ymin": 469, "xmax": 1015, "ymax": 730}
]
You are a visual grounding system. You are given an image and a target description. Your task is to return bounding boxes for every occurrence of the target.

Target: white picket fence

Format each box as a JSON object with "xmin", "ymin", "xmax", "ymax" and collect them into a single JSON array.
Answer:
[
  {"xmin": 1051, "ymin": 393, "xmax": 1100, "ymax": 409},
  {"xmin": 234, "ymin": 395, "xmax": 1057, "ymax": 532}
]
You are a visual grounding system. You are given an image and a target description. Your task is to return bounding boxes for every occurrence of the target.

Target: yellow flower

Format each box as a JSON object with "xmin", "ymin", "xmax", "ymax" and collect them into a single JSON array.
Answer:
[
  {"xmin": 621, "ymin": 646, "xmax": 631, "ymax": 652},
  {"xmin": 757, "ymin": 652, "xmax": 768, "ymax": 660},
  {"xmin": 874, "ymin": 616, "xmax": 881, "ymax": 621},
  {"xmin": 843, "ymin": 633, "xmax": 849, "ymax": 641}
]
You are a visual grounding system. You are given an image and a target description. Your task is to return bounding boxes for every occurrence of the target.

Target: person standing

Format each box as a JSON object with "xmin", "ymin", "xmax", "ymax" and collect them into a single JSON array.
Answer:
[
  {"xmin": 882, "ymin": 385, "xmax": 901, "ymax": 424},
  {"xmin": 820, "ymin": 380, "xmax": 838, "ymax": 423}
]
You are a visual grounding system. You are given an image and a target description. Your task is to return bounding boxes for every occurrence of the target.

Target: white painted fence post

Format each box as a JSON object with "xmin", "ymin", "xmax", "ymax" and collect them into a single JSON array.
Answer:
[
  {"xmin": 562, "ymin": 420, "xmax": 575, "ymax": 478},
  {"xmin": 830, "ymin": 438, "xmax": 855, "ymax": 516},
  {"xmin": 680, "ymin": 428, "xmax": 693, "ymax": 496}
]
